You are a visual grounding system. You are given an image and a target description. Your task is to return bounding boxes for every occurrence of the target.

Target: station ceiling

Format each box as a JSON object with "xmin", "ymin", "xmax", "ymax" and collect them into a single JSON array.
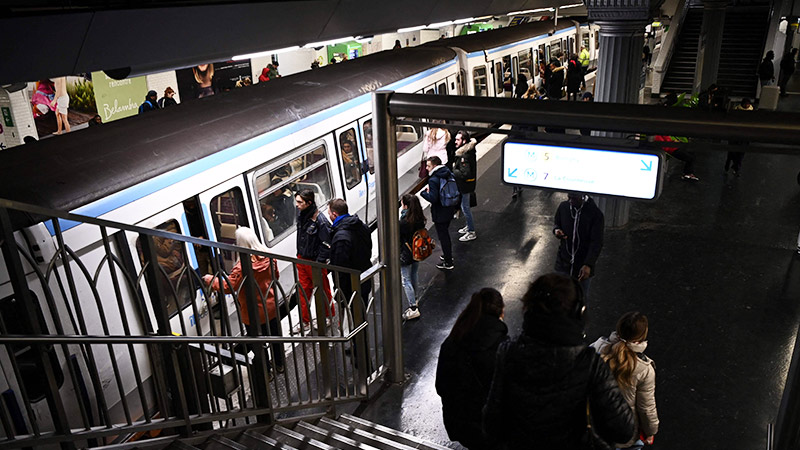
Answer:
[{"xmin": 0, "ymin": 0, "xmax": 584, "ymax": 85}]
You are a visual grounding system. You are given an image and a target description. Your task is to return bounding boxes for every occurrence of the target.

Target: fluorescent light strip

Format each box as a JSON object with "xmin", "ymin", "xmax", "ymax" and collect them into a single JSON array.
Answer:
[
  {"xmin": 232, "ymin": 46, "xmax": 300, "ymax": 61},
  {"xmin": 560, "ymin": 3, "xmax": 584, "ymax": 8},
  {"xmin": 453, "ymin": 17, "xmax": 475, "ymax": 24},
  {"xmin": 428, "ymin": 21, "xmax": 454, "ymax": 28},
  {"xmin": 355, "ymin": 36, "xmax": 374, "ymax": 43},
  {"xmin": 303, "ymin": 36, "xmax": 355, "ymax": 48},
  {"xmin": 397, "ymin": 25, "xmax": 427, "ymax": 33}
]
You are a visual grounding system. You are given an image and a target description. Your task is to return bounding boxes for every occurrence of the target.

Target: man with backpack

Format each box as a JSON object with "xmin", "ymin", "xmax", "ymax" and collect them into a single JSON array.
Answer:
[{"xmin": 421, "ymin": 155, "xmax": 460, "ymax": 270}]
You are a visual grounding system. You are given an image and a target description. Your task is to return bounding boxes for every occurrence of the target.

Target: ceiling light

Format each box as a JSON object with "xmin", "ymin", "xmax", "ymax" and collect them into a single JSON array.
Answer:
[
  {"xmin": 355, "ymin": 35, "xmax": 374, "ymax": 43},
  {"xmin": 233, "ymin": 46, "xmax": 300, "ymax": 60},
  {"xmin": 428, "ymin": 21, "xmax": 454, "ymax": 28},
  {"xmin": 398, "ymin": 25, "xmax": 427, "ymax": 33},
  {"xmin": 453, "ymin": 17, "xmax": 476, "ymax": 24},
  {"xmin": 303, "ymin": 36, "xmax": 355, "ymax": 48},
  {"xmin": 560, "ymin": 3, "xmax": 584, "ymax": 8}
]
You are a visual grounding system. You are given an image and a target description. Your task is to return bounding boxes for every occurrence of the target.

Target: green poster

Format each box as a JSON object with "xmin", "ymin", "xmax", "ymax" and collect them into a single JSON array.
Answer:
[
  {"xmin": 91, "ymin": 71, "xmax": 148, "ymax": 123},
  {"xmin": 1, "ymin": 107, "xmax": 12, "ymax": 127}
]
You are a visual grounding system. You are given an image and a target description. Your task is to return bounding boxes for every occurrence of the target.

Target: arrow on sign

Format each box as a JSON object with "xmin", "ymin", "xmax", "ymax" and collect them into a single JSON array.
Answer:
[
  {"xmin": 640, "ymin": 160, "xmax": 652, "ymax": 171},
  {"xmin": 507, "ymin": 168, "xmax": 518, "ymax": 178}
]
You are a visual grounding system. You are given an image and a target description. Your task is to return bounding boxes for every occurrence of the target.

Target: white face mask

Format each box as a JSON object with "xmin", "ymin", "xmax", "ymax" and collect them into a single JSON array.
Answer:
[{"xmin": 627, "ymin": 340, "xmax": 648, "ymax": 353}]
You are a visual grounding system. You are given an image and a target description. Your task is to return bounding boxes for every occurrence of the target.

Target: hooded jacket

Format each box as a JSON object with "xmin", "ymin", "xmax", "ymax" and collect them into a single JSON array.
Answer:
[
  {"xmin": 553, "ymin": 197, "xmax": 604, "ymax": 278},
  {"xmin": 423, "ymin": 128, "xmax": 450, "ymax": 165},
  {"xmin": 330, "ymin": 214, "xmax": 373, "ymax": 295},
  {"xmin": 208, "ymin": 255, "xmax": 278, "ymax": 325},
  {"xmin": 296, "ymin": 205, "xmax": 332, "ymax": 262},
  {"xmin": 420, "ymin": 165, "xmax": 459, "ymax": 223},
  {"xmin": 484, "ymin": 311, "xmax": 635, "ymax": 449},
  {"xmin": 452, "ymin": 139, "xmax": 477, "ymax": 194},
  {"xmin": 591, "ymin": 332, "xmax": 659, "ymax": 446}
]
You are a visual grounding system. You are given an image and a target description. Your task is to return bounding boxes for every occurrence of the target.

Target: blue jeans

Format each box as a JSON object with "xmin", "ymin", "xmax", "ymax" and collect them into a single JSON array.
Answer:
[
  {"xmin": 460, "ymin": 192, "xmax": 475, "ymax": 232},
  {"xmin": 618, "ymin": 440, "xmax": 645, "ymax": 450},
  {"xmin": 401, "ymin": 262, "xmax": 419, "ymax": 308}
]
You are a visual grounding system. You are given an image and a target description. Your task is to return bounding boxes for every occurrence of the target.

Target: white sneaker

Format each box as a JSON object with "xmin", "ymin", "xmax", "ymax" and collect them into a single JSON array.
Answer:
[
  {"xmin": 458, "ymin": 225, "xmax": 470, "ymax": 234},
  {"xmin": 459, "ymin": 232, "xmax": 477, "ymax": 242},
  {"xmin": 402, "ymin": 307, "xmax": 421, "ymax": 320}
]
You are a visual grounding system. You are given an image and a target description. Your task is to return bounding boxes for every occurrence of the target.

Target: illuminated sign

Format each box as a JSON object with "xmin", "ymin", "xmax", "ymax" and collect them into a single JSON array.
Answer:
[{"xmin": 502, "ymin": 140, "xmax": 664, "ymax": 200}]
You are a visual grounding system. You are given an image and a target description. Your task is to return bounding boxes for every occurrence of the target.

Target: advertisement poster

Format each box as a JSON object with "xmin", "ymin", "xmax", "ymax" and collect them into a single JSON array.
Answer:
[
  {"xmin": 30, "ymin": 75, "xmax": 98, "ymax": 136},
  {"xmin": 91, "ymin": 71, "xmax": 148, "ymax": 123},
  {"xmin": 175, "ymin": 60, "xmax": 252, "ymax": 101}
]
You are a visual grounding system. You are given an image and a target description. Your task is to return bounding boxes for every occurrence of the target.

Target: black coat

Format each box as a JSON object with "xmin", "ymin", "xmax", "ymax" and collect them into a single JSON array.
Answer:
[
  {"xmin": 399, "ymin": 212, "xmax": 425, "ymax": 265},
  {"xmin": 330, "ymin": 214, "xmax": 372, "ymax": 296},
  {"xmin": 546, "ymin": 63, "xmax": 564, "ymax": 99},
  {"xmin": 452, "ymin": 140, "xmax": 477, "ymax": 194},
  {"xmin": 553, "ymin": 198, "xmax": 604, "ymax": 278},
  {"xmin": 759, "ymin": 58, "xmax": 775, "ymax": 81},
  {"xmin": 436, "ymin": 315, "xmax": 508, "ymax": 448},
  {"xmin": 566, "ymin": 61, "xmax": 585, "ymax": 93},
  {"xmin": 296, "ymin": 206, "xmax": 332, "ymax": 262},
  {"xmin": 420, "ymin": 166, "xmax": 459, "ymax": 223},
  {"xmin": 483, "ymin": 313, "xmax": 634, "ymax": 449}
]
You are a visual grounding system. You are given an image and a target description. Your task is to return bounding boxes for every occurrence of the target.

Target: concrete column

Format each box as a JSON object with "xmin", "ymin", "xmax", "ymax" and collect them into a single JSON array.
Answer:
[
  {"xmin": 586, "ymin": 0, "xmax": 661, "ymax": 227},
  {"xmin": 694, "ymin": 1, "xmax": 728, "ymax": 92}
]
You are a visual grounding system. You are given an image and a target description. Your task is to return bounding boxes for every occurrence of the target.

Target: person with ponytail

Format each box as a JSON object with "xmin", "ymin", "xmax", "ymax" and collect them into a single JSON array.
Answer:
[
  {"xmin": 436, "ymin": 288, "xmax": 508, "ymax": 450},
  {"xmin": 592, "ymin": 312, "xmax": 659, "ymax": 449},
  {"xmin": 483, "ymin": 273, "xmax": 634, "ymax": 449}
]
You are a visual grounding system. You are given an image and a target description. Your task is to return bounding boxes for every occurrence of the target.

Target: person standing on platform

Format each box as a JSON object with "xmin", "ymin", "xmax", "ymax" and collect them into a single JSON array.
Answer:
[
  {"xmin": 591, "ymin": 312, "xmax": 659, "ymax": 449},
  {"xmin": 779, "ymin": 48, "xmax": 797, "ymax": 97},
  {"xmin": 158, "ymin": 87, "xmax": 178, "ymax": 109},
  {"xmin": 725, "ymin": 98, "xmax": 753, "ymax": 176},
  {"xmin": 546, "ymin": 60, "xmax": 565, "ymax": 100},
  {"xmin": 329, "ymin": 198, "xmax": 373, "ymax": 300},
  {"xmin": 436, "ymin": 288, "xmax": 507, "ymax": 450},
  {"xmin": 566, "ymin": 54, "xmax": 584, "ymax": 101},
  {"xmin": 399, "ymin": 194, "xmax": 426, "ymax": 320},
  {"xmin": 515, "ymin": 73, "xmax": 529, "ymax": 99},
  {"xmin": 553, "ymin": 193, "xmax": 604, "ymax": 299},
  {"xmin": 295, "ymin": 189, "xmax": 334, "ymax": 333},
  {"xmin": 423, "ymin": 126, "xmax": 450, "ymax": 168},
  {"xmin": 452, "ymin": 130, "xmax": 478, "ymax": 242},
  {"xmin": 51, "ymin": 77, "xmax": 71, "ymax": 134},
  {"xmin": 138, "ymin": 90, "xmax": 159, "ymax": 115},
  {"xmin": 579, "ymin": 45, "xmax": 591, "ymax": 74},
  {"xmin": 758, "ymin": 51, "xmax": 776, "ymax": 90},
  {"xmin": 421, "ymin": 156, "xmax": 459, "ymax": 270}
]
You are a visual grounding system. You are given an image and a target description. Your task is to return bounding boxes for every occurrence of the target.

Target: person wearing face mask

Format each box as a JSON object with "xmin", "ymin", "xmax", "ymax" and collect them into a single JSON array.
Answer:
[
  {"xmin": 553, "ymin": 193, "xmax": 604, "ymax": 299},
  {"xmin": 591, "ymin": 312, "xmax": 659, "ymax": 450}
]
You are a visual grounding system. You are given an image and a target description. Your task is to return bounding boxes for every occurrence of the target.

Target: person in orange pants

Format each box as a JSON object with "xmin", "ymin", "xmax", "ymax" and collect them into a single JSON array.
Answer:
[{"xmin": 295, "ymin": 189, "xmax": 334, "ymax": 331}]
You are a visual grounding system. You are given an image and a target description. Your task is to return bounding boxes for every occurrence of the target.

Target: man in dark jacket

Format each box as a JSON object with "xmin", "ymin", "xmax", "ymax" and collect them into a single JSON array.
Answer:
[
  {"xmin": 328, "ymin": 198, "xmax": 372, "ymax": 298},
  {"xmin": 420, "ymin": 156, "xmax": 459, "ymax": 269},
  {"xmin": 779, "ymin": 48, "xmax": 797, "ymax": 96},
  {"xmin": 295, "ymin": 189, "xmax": 333, "ymax": 330},
  {"xmin": 452, "ymin": 131, "xmax": 477, "ymax": 242},
  {"xmin": 483, "ymin": 273, "xmax": 634, "ymax": 449},
  {"xmin": 138, "ymin": 90, "xmax": 159, "ymax": 115},
  {"xmin": 758, "ymin": 51, "xmax": 776, "ymax": 90},
  {"xmin": 546, "ymin": 60, "xmax": 565, "ymax": 100},
  {"xmin": 553, "ymin": 193, "xmax": 604, "ymax": 299}
]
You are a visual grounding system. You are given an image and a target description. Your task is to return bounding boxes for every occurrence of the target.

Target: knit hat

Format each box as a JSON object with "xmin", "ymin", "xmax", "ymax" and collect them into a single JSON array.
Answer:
[{"xmin": 147, "ymin": 90, "xmax": 157, "ymax": 98}]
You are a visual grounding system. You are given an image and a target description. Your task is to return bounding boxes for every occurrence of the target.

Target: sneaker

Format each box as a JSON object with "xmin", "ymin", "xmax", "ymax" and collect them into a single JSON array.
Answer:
[
  {"xmin": 292, "ymin": 321, "xmax": 311, "ymax": 334},
  {"xmin": 402, "ymin": 307, "xmax": 421, "ymax": 320},
  {"xmin": 682, "ymin": 174, "xmax": 700, "ymax": 181},
  {"xmin": 458, "ymin": 225, "xmax": 470, "ymax": 234},
  {"xmin": 436, "ymin": 261, "xmax": 454, "ymax": 270},
  {"xmin": 459, "ymin": 231, "xmax": 477, "ymax": 242},
  {"xmin": 440, "ymin": 255, "xmax": 445, "ymax": 261}
]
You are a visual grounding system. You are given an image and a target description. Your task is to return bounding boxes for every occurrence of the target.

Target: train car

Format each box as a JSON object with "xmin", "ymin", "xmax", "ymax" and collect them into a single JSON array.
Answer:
[{"xmin": 0, "ymin": 17, "xmax": 597, "ymax": 442}]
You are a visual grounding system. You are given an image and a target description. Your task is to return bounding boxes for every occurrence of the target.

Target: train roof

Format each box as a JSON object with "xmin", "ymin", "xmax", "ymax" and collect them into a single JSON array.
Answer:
[
  {"xmin": 0, "ymin": 46, "xmax": 455, "ymax": 230},
  {"xmin": 423, "ymin": 18, "xmax": 583, "ymax": 54}
]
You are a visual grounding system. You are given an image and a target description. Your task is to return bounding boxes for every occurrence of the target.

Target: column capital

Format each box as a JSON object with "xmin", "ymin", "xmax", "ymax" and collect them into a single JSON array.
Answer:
[{"xmin": 585, "ymin": 0, "xmax": 664, "ymax": 23}]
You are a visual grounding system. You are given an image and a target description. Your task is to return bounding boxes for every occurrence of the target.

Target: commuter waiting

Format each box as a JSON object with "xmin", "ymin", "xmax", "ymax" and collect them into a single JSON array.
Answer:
[
  {"xmin": 436, "ymin": 288, "xmax": 508, "ymax": 450},
  {"xmin": 483, "ymin": 273, "xmax": 634, "ymax": 448},
  {"xmin": 452, "ymin": 131, "xmax": 478, "ymax": 242},
  {"xmin": 399, "ymin": 194, "xmax": 426, "ymax": 320},
  {"xmin": 294, "ymin": 189, "xmax": 334, "ymax": 333},
  {"xmin": 592, "ymin": 312, "xmax": 659, "ymax": 449},
  {"xmin": 553, "ymin": 193, "xmax": 604, "ymax": 299}
]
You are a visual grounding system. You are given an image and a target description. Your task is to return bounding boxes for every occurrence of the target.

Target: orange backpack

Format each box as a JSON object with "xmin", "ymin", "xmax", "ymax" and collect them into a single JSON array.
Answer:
[{"xmin": 406, "ymin": 228, "xmax": 435, "ymax": 262}]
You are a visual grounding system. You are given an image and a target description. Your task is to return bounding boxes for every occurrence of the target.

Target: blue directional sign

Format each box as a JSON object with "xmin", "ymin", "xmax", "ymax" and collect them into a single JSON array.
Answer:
[{"xmin": 502, "ymin": 140, "xmax": 664, "ymax": 200}]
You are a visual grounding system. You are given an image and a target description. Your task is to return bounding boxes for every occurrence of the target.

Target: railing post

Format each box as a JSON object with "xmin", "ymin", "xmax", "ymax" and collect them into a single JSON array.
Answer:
[
  {"xmin": 350, "ymin": 272, "xmax": 370, "ymax": 396},
  {"xmin": 372, "ymin": 90, "xmax": 404, "ymax": 383},
  {"xmin": 311, "ymin": 266, "xmax": 334, "ymax": 407},
  {"xmin": 240, "ymin": 253, "xmax": 273, "ymax": 422},
  {"xmin": 0, "ymin": 208, "xmax": 74, "ymax": 450}
]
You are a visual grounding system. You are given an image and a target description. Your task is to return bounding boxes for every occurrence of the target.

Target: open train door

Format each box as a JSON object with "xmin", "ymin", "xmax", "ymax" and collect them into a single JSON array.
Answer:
[{"xmin": 334, "ymin": 123, "xmax": 369, "ymax": 222}]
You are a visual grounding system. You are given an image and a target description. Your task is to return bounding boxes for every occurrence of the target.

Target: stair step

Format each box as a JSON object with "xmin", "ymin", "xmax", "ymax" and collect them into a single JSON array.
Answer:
[
  {"xmin": 295, "ymin": 421, "xmax": 380, "ymax": 450},
  {"xmin": 238, "ymin": 429, "xmax": 297, "ymax": 450},
  {"xmin": 316, "ymin": 417, "xmax": 417, "ymax": 450},
  {"xmin": 338, "ymin": 414, "xmax": 451, "ymax": 450},
  {"xmin": 202, "ymin": 435, "xmax": 248, "ymax": 450},
  {"xmin": 271, "ymin": 424, "xmax": 336, "ymax": 450}
]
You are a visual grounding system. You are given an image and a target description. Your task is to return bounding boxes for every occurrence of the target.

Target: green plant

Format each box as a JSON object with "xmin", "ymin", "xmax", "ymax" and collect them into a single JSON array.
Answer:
[{"xmin": 67, "ymin": 79, "xmax": 97, "ymax": 114}]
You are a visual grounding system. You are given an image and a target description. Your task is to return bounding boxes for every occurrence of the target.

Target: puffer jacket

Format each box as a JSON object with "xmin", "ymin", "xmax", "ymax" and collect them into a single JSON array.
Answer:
[
  {"xmin": 208, "ymin": 255, "xmax": 278, "ymax": 325},
  {"xmin": 452, "ymin": 139, "xmax": 477, "ymax": 194},
  {"xmin": 591, "ymin": 332, "xmax": 659, "ymax": 446},
  {"xmin": 330, "ymin": 214, "xmax": 373, "ymax": 295},
  {"xmin": 296, "ymin": 206, "xmax": 332, "ymax": 262},
  {"xmin": 484, "ymin": 314, "xmax": 634, "ymax": 449},
  {"xmin": 420, "ymin": 165, "xmax": 459, "ymax": 223},
  {"xmin": 423, "ymin": 128, "xmax": 450, "ymax": 165}
]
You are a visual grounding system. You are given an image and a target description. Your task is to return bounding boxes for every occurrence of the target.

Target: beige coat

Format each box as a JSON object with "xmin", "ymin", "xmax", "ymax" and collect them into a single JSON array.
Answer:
[{"xmin": 591, "ymin": 333, "xmax": 659, "ymax": 446}]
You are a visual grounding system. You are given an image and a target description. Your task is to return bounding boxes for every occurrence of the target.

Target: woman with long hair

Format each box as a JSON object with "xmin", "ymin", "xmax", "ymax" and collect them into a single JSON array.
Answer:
[
  {"xmin": 399, "ymin": 194, "xmax": 426, "ymax": 320},
  {"xmin": 484, "ymin": 273, "xmax": 634, "ymax": 448},
  {"xmin": 592, "ymin": 312, "xmax": 659, "ymax": 449},
  {"xmin": 294, "ymin": 189, "xmax": 334, "ymax": 333},
  {"xmin": 192, "ymin": 64, "xmax": 216, "ymax": 98},
  {"xmin": 436, "ymin": 288, "xmax": 507, "ymax": 450},
  {"xmin": 203, "ymin": 227, "xmax": 284, "ymax": 374}
]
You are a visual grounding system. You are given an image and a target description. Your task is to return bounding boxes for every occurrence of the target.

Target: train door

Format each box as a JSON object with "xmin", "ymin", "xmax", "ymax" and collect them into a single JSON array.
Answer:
[
  {"xmin": 493, "ymin": 60, "xmax": 504, "ymax": 97},
  {"xmin": 447, "ymin": 73, "xmax": 460, "ymax": 95},
  {"xmin": 472, "ymin": 65, "xmax": 488, "ymax": 96},
  {"xmin": 335, "ymin": 124, "xmax": 368, "ymax": 220},
  {"xmin": 357, "ymin": 117, "xmax": 377, "ymax": 224}
]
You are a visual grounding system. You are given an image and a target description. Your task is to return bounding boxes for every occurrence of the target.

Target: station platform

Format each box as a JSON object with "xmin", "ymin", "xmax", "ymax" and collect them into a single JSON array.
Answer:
[{"xmin": 351, "ymin": 87, "xmax": 800, "ymax": 449}]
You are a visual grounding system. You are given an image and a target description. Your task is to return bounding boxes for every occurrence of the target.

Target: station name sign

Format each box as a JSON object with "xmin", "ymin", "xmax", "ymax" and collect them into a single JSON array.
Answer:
[{"xmin": 502, "ymin": 140, "xmax": 664, "ymax": 201}]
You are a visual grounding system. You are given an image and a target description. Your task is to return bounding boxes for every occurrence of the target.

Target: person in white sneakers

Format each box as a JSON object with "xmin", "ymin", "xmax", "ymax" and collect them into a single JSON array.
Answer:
[
  {"xmin": 399, "ymin": 194, "xmax": 426, "ymax": 320},
  {"xmin": 452, "ymin": 130, "xmax": 477, "ymax": 242}
]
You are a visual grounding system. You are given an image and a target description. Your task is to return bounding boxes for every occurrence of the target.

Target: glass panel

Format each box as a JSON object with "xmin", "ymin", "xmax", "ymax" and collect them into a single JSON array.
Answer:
[
  {"xmin": 495, "ymin": 61, "xmax": 504, "ymax": 93},
  {"xmin": 583, "ymin": 33, "xmax": 590, "ymax": 50},
  {"xmin": 473, "ymin": 67, "xmax": 487, "ymax": 97},
  {"xmin": 550, "ymin": 40, "xmax": 562, "ymax": 61},
  {"xmin": 136, "ymin": 219, "xmax": 193, "ymax": 316},
  {"xmin": 519, "ymin": 49, "xmax": 533, "ymax": 83},
  {"xmin": 209, "ymin": 189, "xmax": 249, "ymax": 272},
  {"xmin": 396, "ymin": 122, "xmax": 422, "ymax": 156},
  {"xmin": 437, "ymin": 82, "xmax": 447, "ymax": 95},
  {"xmin": 254, "ymin": 145, "xmax": 333, "ymax": 246},
  {"xmin": 339, "ymin": 128, "xmax": 362, "ymax": 189},
  {"xmin": 362, "ymin": 120, "xmax": 374, "ymax": 174}
]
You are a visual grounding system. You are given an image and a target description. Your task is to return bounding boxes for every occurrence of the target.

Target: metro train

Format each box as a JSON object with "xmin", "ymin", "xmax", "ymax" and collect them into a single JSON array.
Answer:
[{"xmin": 0, "ymin": 18, "xmax": 598, "ymax": 440}]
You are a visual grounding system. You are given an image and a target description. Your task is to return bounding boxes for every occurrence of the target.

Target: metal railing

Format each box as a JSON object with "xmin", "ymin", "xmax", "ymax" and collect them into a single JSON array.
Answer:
[{"xmin": 0, "ymin": 197, "xmax": 387, "ymax": 449}]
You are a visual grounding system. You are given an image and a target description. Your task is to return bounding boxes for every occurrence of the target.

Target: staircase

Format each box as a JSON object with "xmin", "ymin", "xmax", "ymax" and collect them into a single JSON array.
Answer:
[
  {"xmin": 717, "ymin": 6, "xmax": 770, "ymax": 98},
  {"xmin": 661, "ymin": 6, "xmax": 704, "ymax": 95},
  {"xmin": 117, "ymin": 414, "xmax": 450, "ymax": 450}
]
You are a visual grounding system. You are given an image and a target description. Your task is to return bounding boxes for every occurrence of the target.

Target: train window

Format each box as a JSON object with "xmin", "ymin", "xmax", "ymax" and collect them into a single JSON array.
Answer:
[
  {"xmin": 437, "ymin": 82, "xmax": 447, "ymax": 95},
  {"xmin": 182, "ymin": 197, "xmax": 212, "ymax": 276},
  {"xmin": 582, "ymin": 33, "xmax": 590, "ymax": 50},
  {"xmin": 361, "ymin": 118, "xmax": 420, "ymax": 162},
  {"xmin": 136, "ymin": 219, "xmax": 193, "ymax": 316},
  {"xmin": 339, "ymin": 128, "xmax": 363, "ymax": 189},
  {"xmin": 210, "ymin": 189, "xmax": 249, "ymax": 272},
  {"xmin": 519, "ymin": 49, "xmax": 533, "ymax": 82},
  {"xmin": 473, "ymin": 66, "xmax": 487, "ymax": 97},
  {"xmin": 494, "ymin": 61, "xmax": 504, "ymax": 93},
  {"xmin": 595, "ymin": 33, "xmax": 599, "ymax": 50},
  {"xmin": 362, "ymin": 120, "xmax": 374, "ymax": 174},
  {"xmin": 425, "ymin": 88, "xmax": 435, "ymax": 95},
  {"xmin": 0, "ymin": 291, "xmax": 65, "ymax": 402},
  {"xmin": 255, "ymin": 145, "xmax": 333, "ymax": 246},
  {"xmin": 550, "ymin": 40, "xmax": 561, "ymax": 60},
  {"xmin": 539, "ymin": 44, "xmax": 546, "ymax": 64},
  {"xmin": 545, "ymin": 45, "xmax": 550, "ymax": 63}
]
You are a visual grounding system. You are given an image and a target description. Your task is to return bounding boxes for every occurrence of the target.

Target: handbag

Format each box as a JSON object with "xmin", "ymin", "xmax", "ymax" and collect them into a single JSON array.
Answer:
[{"xmin": 580, "ymin": 400, "xmax": 613, "ymax": 450}]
